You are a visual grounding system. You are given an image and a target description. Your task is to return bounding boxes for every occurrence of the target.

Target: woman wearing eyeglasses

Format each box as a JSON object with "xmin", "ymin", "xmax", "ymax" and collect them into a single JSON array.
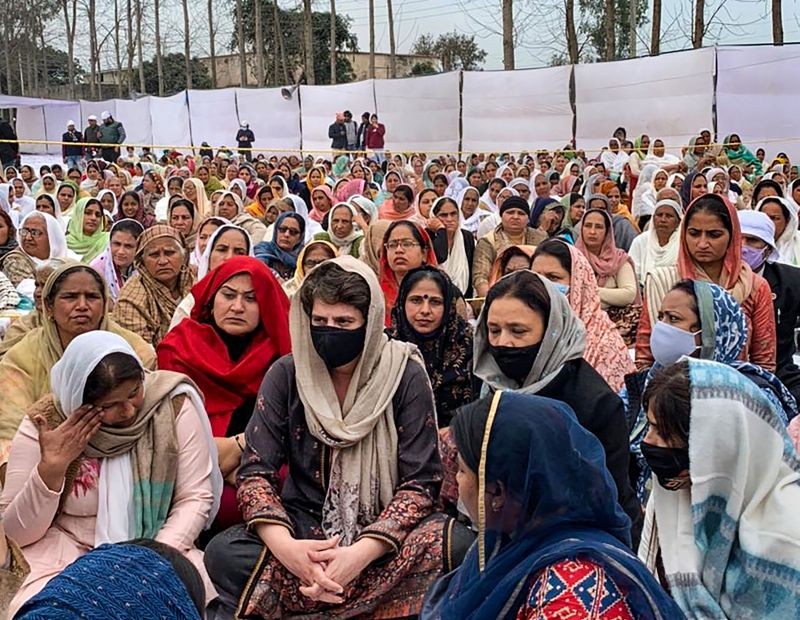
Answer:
[
  {"xmin": 0, "ymin": 212, "xmax": 74, "ymax": 297},
  {"xmin": 254, "ymin": 212, "xmax": 307, "ymax": 282},
  {"xmin": 379, "ymin": 221, "xmax": 438, "ymax": 327}
]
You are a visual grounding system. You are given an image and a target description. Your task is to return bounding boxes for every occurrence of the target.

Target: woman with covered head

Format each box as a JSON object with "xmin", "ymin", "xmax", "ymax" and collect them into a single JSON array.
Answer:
[
  {"xmin": 282, "ymin": 240, "xmax": 338, "ymax": 298},
  {"xmin": 755, "ymin": 195, "xmax": 800, "ymax": 266},
  {"xmin": 722, "ymin": 132, "xmax": 762, "ymax": 177},
  {"xmin": 113, "ymin": 224, "xmax": 195, "ymax": 346},
  {"xmin": 313, "ymin": 202, "xmax": 365, "ymax": 258},
  {"xmin": 204, "ymin": 256, "xmax": 464, "ymax": 619},
  {"xmin": 213, "ymin": 190, "xmax": 267, "ymax": 244},
  {"xmin": 388, "ymin": 266, "xmax": 474, "ymax": 426},
  {"xmin": 65, "ymin": 197, "xmax": 110, "ymax": 264},
  {"xmin": 1, "ymin": 211, "xmax": 71, "ymax": 296},
  {"xmin": 472, "ymin": 270, "xmax": 642, "ymax": 536},
  {"xmin": 427, "ymin": 196, "xmax": 474, "ymax": 297},
  {"xmin": 254, "ymin": 211, "xmax": 306, "ymax": 282},
  {"xmin": 0, "ymin": 261, "xmax": 155, "ymax": 465},
  {"xmin": 532, "ymin": 239, "xmax": 635, "ymax": 391},
  {"xmin": 89, "ymin": 218, "xmax": 144, "ymax": 303},
  {"xmin": 421, "ymin": 391, "xmax": 681, "ymax": 619},
  {"xmin": 627, "ymin": 197, "xmax": 684, "ymax": 287},
  {"xmin": 636, "ymin": 193, "xmax": 776, "ymax": 371},
  {"xmin": 638, "ymin": 359, "xmax": 800, "ymax": 618},
  {"xmin": 115, "ymin": 190, "xmax": 156, "ymax": 229},
  {"xmin": 1, "ymin": 330, "xmax": 222, "ymax": 615},
  {"xmin": 158, "ymin": 256, "xmax": 291, "ymax": 530}
]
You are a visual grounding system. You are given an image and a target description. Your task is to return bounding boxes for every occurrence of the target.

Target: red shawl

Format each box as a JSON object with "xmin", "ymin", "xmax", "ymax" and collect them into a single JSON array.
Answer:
[
  {"xmin": 378, "ymin": 223, "xmax": 438, "ymax": 326},
  {"xmin": 157, "ymin": 256, "xmax": 292, "ymax": 436}
]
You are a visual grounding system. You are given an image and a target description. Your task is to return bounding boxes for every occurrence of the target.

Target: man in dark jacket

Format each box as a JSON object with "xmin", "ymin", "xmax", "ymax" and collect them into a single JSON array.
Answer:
[
  {"xmin": 328, "ymin": 113, "xmax": 347, "ymax": 152},
  {"xmin": 62, "ymin": 120, "xmax": 84, "ymax": 170},
  {"xmin": 98, "ymin": 111, "xmax": 126, "ymax": 163},
  {"xmin": 236, "ymin": 122, "xmax": 255, "ymax": 161},
  {"xmin": 0, "ymin": 118, "xmax": 19, "ymax": 168},
  {"xmin": 356, "ymin": 112, "xmax": 370, "ymax": 152},
  {"xmin": 83, "ymin": 115, "xmax": 102, "ymax": 160},
  {"xmin": 740, "ymin": 211, "xmax": 800, "ymax": 410}
]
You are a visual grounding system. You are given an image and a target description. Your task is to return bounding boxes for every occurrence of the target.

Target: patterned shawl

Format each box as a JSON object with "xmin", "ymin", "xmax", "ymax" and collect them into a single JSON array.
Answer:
[
  {"xmin": 565, "ymin": 244, "xmax": 634, "ymax": 392},
  {"xmin": 640, "ymin": 359, "xmax": 800, "ymax": 619}
]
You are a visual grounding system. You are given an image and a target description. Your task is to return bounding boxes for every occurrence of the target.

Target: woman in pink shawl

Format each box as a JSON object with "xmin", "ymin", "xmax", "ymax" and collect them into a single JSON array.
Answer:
[
  {"xmin": 531, "ymin": 238, "xmax": 635, "ymax": 391},
  {"xmin": 335, "ymin": 178, "xmax": 365, "ymax": 203},
  {"xmin": 309, "ymin": 184, "xmax": 334, "ymax": 223}
]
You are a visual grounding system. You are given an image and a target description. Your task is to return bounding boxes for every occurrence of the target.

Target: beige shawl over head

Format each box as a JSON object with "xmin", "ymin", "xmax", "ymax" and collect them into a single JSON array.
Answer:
[{"xmin": 290, "ymin": 254, "xmax": 424, "ymax": 544}]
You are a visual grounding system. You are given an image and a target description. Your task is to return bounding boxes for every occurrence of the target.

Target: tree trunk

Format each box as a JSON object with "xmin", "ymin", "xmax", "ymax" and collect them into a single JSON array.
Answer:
[
  {"xmin": 136, "ymin": 0, "xmax": 145, "ymax": 92},
  {"xmin": 155, "ymin": 0, "xmax": 164, "ymax": 95},
  {"xmin": 629, "ymin": 0, "xmax": 637, "ymax": 57},
  {"xmin": 330, "ymin": 0, "xmax": 337, "ymax": 84},
  {"xmin": 368, "ymin": 0, "xmax": 375, "ymax": 78},
  {"xmin": 274, "ymin": 0, "xmax": 289, "ymax": 83},
  {"xmin": 208, "ymin": 0, "xmax": 217, "ymax": 87},
  {"xmin": 387, "ymin": 0, "xmax": 397, "ymax": 77},
  {"xmin": 126, "ymin": 0, "xmax": 134, "ymax": 92},
  {"xmin": 692, "ymin": 0, "xmax": 704, "ymax": 48},
  {"xmin": 303, "ymin": 0, "xmax": 316, "ymax": 84},
  {"xmin": 565, "ymin": 0, "xmax": 578, "ymax": 63},
  {"xmin": 502, "ymin": 0, "xmax": 514, "ymax": 69},
  {"xmin": 237, "ymin": 0, "xmax": 247, "ymax": 86},
  {"xmin": 62, "ymin": 0, "xmax": 77, "ymax": 98},
  {"xmin": 2, "ymin": 35, "xmax": 11, "ymax": 95},
  {"xmin": 255, "ymin": 0, "xmax": 265, "ymax": 85},
  {"xmin": 604, "ymin": 0, "xmax": 615, "ymax": 60},
  {"xmin": 650, "ymin": 0, "xmax": 661, "ymax": 54},
  {"xmin": 88, "ymin": 0, "xmax": 98, "ymax": 98},
  {"xmin": 114, "ymin": 0, "xmax": 123, "ymax": 97},
  {"xmin": 271, "ymin": 1, "xmax": 279, "ymax": 85},
  {"xmin": 39, "ymin": 17, "xmax": 49, "ymax": 95},
  {"xmin": 17, "ymin": 48, "xmax": 24, "ymax": 96},
  {"xmin": 772, "ymin": 0, "xmax": 783, "ymax": 44},
  {"xmin": 183, "ymin": 0, "xmax": 192, "ymax": 89}
]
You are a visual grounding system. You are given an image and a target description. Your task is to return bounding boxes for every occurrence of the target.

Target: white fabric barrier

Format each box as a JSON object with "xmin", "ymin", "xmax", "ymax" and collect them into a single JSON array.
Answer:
[
  {"xmin": 575, "ymin": 48, "xmax": 715, "ymax": 155},
  {"xmin": 15, "ymin": 107, "xmax": 48, "ymax": 154},
  {"xmin": 115, "ymin": 97, "xmax": 153, "ymax": 147},
  {"xmin": 188, "ymin": 89, "xmax": 240, "ymax": 150},
  {"xmin": 717, "ymin": 45, "xmax": 800, "ymax": 162},
  {"xmin": 150, "ymin": 92, "xmax": 191, "ymax": 153},
  {"xmin": 79, "ymin": 99, "xmax": 116, "ymax": 127},
  {"xmin": 462, "ymin": 66, "xmax": 573, "ymax": 153},
  {"xmin": 43, "ymin": 103, "xmax": 81, "ymax": 156},
  {"xmin": 300, "ymin": 80, "xmax": 375, "ymax": 153},
  {"xmin": 374, "ymin": 72, "xmax": 460, "ymax": 153},
  {"xmin": 235, "ymin": 87, "xmax": 301, "ymax": 153}
]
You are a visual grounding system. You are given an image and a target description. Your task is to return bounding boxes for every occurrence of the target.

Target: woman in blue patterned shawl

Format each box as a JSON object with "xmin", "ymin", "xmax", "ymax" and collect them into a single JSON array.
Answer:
[
  {"xmin": 639, "ymin": 359, "xmax": 800, "ymax": 619},
  {"xmin": 626, "ymin": 279, "xmax": 796, "ymax": 503}
]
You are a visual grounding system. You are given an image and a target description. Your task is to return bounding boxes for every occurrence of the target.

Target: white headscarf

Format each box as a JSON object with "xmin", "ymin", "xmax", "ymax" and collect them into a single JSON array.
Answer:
[
  {"xmin": 629, "ymin": 198, "xmax": 684, "ymax": 286},
  {"xmin": 431, "ymin": 196, "xmax": 469, "ymax": 294},
  {"xmin": 632, "ymin": 164, "xmax": 661, "ymax": 219},
  {"xmin": 756, "ymin": 196, "xmax": 800, "ymax": 267},
  {"xmin": 18, "ymin": 211, "xmax": 68, "ymax": 266},
  {"xmin": 480, "ymin": 179, "xmax": 506, "ymax": 214},
  {"xmin": 457, "ymin": 186, "xmax": 485, "ymax": 235},
  {"xmin": 326, "ymin": 202, "xmax": 364, "ymax": 255},
  {"xmin": 96, "ymin": 189, "xmax": 119, "ymax": 218},
  {"xmin": 197, "ymin": 222, "xmax": 254, "ymax": 280},
  {"xmin": 50, "ymin": 330, "xmax": 222, "ymax": 545}
]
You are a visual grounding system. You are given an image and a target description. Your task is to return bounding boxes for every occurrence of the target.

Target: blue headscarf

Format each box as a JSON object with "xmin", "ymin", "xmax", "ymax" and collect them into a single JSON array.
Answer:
[
  {"xmin": 528, "ymin": 196, "xmax": 559, "ymax": 228},
  {"xmin": 16, "ymin": 543, "xmax": 201, "ymax": 619},
  {"xmin": 253, "ymin": 212, "xmax": 306, "ymax": 270},
  {"xmin": 423, "ymin": 392, "xmax": 682, "ymax": 619}
]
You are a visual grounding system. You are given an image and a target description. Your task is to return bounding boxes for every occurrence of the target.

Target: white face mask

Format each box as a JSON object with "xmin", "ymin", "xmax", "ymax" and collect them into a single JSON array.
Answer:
[{"xmin": 650, "ymin": 321, "xmax": 700, "ymax": 366}]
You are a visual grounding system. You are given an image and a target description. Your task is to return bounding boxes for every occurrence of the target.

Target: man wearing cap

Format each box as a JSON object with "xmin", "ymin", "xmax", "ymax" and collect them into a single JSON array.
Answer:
[
  {"xmin": 83, "ymin": 115, "xmax": 101, "ymax": 160},
  {"xmin": 235, "ymin": 121, "xmax": 255, "ymax": 162},
  {"xmin": 740, "ymin": 209, "xmax": 800, "ymax": 405},
  {"xmin": 97, "ymin": 111, "xmax": 126, "ymax": 163},
  {"xmin": 472, "ymin": 195, "xmax": 548, "ymax": 297},
  {"xmin": 62, "ymin": 120, "xmax": 84, "ymax": 170}
]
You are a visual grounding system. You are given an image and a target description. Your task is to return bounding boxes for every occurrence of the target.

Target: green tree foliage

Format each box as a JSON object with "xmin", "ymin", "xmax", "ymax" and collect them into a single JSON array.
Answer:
[
  {"xmin": 233, "ymin": 0, "xmax": 359, "ymax": 86},
  {"xmin": 578, "ymin": 0, "xmax": 649, "ymax": 60},
  {"xmin": 143, "ymin": 53, "xmax": 211, "ymax": 96},
  {"xmin": 412, "ymin": 32, "xmax": 487, "ymax": 71}
]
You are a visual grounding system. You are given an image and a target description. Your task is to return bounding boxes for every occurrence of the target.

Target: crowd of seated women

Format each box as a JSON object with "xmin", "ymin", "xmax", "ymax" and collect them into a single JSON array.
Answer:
[{"xmin": 1, "ymin": 133, "xmax": 800, "ymax": 619}]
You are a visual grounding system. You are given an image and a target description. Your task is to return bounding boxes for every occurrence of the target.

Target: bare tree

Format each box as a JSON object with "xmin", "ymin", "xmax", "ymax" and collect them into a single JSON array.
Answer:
[
  {"xmin": 692, "ymin": 0, "xmax": 704, "ymax": 47},
  {"xmin": 603, "ymin": 0, "xmax": 615, "ymax": 60},
  {"xmin": 629, "ymin": 0, "xmax": 637, "ymax": 56},
  {"xmin": 62, "ymin": 0, "xmax": 78, "ymax": 97},
  {"xmin": 39, "ymin": 15, "xmax": 49, "ymax": 95},
  {"xmin": 387, "ymin": 0, "xmax": 397, "ymax": 77},
  {"xmin": 136, "ymin": 0, "xmax": 145, "ymax": 92},
  {"xmin": 772, "ymin": 0, "xmax": 783, "ymax": 44},
  {"xmin": 273, "ymin": 0, "xmax": 289, "ymax": 83},
  {"xmin": 126, "ymin": 0, "xmax": 134, "ymax": 91},
  {"xmin": 237, "ymin": 0, "xmax": 246, "ymax": 86},
  {"xmin": 207, "ymin": 0, "xmax": 217, "ymax": 87},
  {"xmin": 114, "ymin": 0, "xmax": 123, "ymax": 96},
  {"xmin": 88, "ymin": 0, "xmax": 99, "ymax": 98},
  {"xmin": 502, "ymin": 0, "xmax": 515, "ymax": 68},
  {"xmin": 651, "ymin": 0, "xmax": 661, "ymax": 54},
  {"xmin": 182, "ymin": 0, "xmax": 192, "ymax": 89},
  {"xmin": 565, "ymin": 0, "xmax": 578, "ymax": 63},
  {"xmin": 330, "ymin": 0, "xmax": 337, "ymax": 84},
  {"xmin": 368, "ymin": 0, "xmax": 375, "ymax": 78},
  {"xmin": 154, "ymin": 0, "xmax": 164, "ymax": 94},
  {"xmin": 303, "ymin": 0, "xmax": 315, "ymax": 84},
  {"xmin": 255, "ymin": 0, "xmax": 265, "ymax": 85}
]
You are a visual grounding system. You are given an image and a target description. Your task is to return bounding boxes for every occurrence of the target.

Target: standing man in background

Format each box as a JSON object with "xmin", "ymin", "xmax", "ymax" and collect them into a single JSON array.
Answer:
[
  {"xmin": 328, "ymin": 112, "xmax": 347, "ymax": 153},
  {"xmin": 83, "ymin": 115, "xmax": 101, "ymax": 159},
  {"xmin": 98, "ymin": 111, "xmax": 126, "ymax": 163},
  {"xmin": 356, "ymin": 112, "xmax": 370, "ymax": 152},
  {"xmin": 236, "ymin": 121, "xmax": 255, "ymax": 161},
  {"xmin": 343, "ymin": 110, "xmax": 358, "ymax": 151},
  {"xmin": 365, "ymin": 113, "xmax": 386, "ymax": 163},
  {"xmin": 0, "ymin": 117, "xmax": 18, "ymax": 168},
  {"xmin": 62, "ymin": 120, "xmax": 84, "ymax": 170}
]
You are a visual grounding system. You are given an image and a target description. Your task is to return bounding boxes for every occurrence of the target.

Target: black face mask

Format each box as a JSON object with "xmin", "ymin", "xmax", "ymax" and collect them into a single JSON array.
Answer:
[
  {"xmin": 488, "ymin": 342, "xmax": 540, "ymax": 384},
  {"xmin": 310, "ymin": 325, "xmax": 367, "ymax": 369},
  {"xmin": 641, "ymin": 441, "xmax": 690, "ymax": 491}
]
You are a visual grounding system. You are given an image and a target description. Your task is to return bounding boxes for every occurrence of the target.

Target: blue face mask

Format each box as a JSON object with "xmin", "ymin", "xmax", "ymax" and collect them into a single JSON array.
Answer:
[
  {"xmin": 650, "ymin": 320, "xmax": 700, "ymax": 366},
  {"xmin": 552, "ymin": 282, "xmax": 570, "ymax": 296}
]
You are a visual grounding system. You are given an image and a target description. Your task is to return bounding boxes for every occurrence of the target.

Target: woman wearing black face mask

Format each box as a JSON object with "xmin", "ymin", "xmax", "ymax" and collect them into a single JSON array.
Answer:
[
  {"xmin": 204, "ymin": 255, "xmax": 470, "ymax": 619},
  {"xmin": 639, "ymin": 359, "xmax": 800, "ymax": 619},
  {"xmin": 473, "ymin": 270, "xmax": 642, "ymax": 544}
]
